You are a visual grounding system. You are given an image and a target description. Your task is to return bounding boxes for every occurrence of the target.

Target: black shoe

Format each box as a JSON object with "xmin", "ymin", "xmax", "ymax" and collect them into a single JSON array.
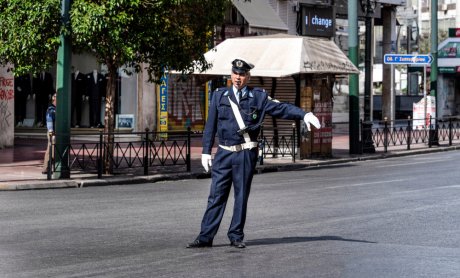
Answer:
[
  {"xmin": 186, "ymin": 239, "xmax": 213, "ymax": 248},
  {"xmin": 230, "ymin": 240, "xmax": 246, "ymax": 248}
]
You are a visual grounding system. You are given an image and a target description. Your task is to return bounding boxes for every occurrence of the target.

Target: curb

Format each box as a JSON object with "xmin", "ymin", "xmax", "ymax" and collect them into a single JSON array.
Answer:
[
  {"xmin": 1, "ymin": 145, "xmax": 458, "ymax": 191},
  {"xmin": 0, "ymin": 180, "xmax": 79, "ymax": 191}
]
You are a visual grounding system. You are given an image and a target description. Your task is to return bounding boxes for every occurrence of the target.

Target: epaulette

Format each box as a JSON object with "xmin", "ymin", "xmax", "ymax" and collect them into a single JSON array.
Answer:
[
  {"xmin": 214, "ymin": 87, "xmax": 229, "ymax": 96},
  {"xmin": 215, "ymin": 87, "xmax": 227, "ymax": 92},
  {"xmin": 251, "ymin": 87, "xmax": 266, "ymax": 94}
]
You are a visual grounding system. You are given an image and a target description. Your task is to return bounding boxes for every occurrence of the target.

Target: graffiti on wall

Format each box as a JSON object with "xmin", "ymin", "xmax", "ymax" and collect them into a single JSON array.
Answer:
[
  {"xmin": 0, "ymin": 71, "xmax": 14, "ymax": 148},
  {"xmin": 169, "ymin": 77, "xmax": 205, "ymax": 130},
  {"xmin": 0, "ymin": 77, "xmax": 14, "ymax": 127}
]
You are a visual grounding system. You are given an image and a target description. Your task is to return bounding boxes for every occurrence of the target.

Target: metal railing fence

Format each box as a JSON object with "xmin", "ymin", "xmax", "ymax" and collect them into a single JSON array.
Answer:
[
  {"xmin": 361, "ymin": 116, "xmax": 460, "ymax": 153},
  {"xmin": 47, "ymin": 128, "xmax": 194, "ymax": 179},
  {"xmin": 258, "ymin": 125, "xmax": 297, "ymax": 164},
  {"xmin": 45, "ymin": 117, "xmax": 460, "ymax": 179},
  {"xmin": 46, "ymin": 126, "xmax": 298, "ymax": 179}
]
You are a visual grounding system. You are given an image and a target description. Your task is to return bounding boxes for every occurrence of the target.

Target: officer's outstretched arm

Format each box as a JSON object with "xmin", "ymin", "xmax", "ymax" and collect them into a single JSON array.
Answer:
[{"xmin": 263, "ymin": 92, "xmax": 320, "ymax": 129}]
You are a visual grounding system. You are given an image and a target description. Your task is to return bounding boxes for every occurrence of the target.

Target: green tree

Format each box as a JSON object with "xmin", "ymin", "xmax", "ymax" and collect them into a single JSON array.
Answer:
[
  {"xmin": 0, "ymin": 0, "xmax": 61, "ymax": 74},
  {"xmin": 0, "ymin": 0, "xmax": 233, "ymax": 173},
  {"xmin": 418, "ymin": 30, "xmax": 449, "ymax": 54}
]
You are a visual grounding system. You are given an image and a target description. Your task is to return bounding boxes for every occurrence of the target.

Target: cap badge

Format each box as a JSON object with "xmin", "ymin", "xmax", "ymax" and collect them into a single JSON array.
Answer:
[{"xmin": 236, "ymin": 60, "xmax": 243, "ymax": 67}]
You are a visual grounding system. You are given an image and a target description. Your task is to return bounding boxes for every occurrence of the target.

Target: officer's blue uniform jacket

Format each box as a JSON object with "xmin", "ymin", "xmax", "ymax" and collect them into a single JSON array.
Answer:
[{"xmin": 202, "ymin": 86, "xmax": 307, "ymax": 153}]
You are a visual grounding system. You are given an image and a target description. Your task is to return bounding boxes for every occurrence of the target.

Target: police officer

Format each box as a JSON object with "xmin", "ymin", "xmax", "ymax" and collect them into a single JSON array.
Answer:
[{"xmin": 187, "ymin": 58, "xmax": 321, "ymax": 249}]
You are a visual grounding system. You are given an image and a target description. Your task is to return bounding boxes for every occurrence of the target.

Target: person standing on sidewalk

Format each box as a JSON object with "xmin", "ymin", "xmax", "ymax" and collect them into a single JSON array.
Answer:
[
  {"xmin": 42, "ymin": 94, "xmax": 56, "ymax": 174},
  {"xmin": 187, "ymin": 58, "xmax": 321, "ymax": 249}
]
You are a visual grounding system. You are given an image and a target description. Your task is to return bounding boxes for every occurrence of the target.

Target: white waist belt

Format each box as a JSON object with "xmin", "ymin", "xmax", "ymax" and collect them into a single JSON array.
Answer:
[{"xmin": 219, "ymin": 142, "xmax": 258, "ymax": 152}]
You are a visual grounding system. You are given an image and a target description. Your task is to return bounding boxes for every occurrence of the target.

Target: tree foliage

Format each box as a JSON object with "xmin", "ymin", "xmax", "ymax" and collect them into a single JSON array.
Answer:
[
  {"xmin": 0, "ymin": 0, "xmax": 61, "ymax": 75},
  {"xmin": 0, "ymin": 0, "xmax": 232, "ymax": 78},
  {"xmin": 0, "ymin": 0, "xmax": 233, "ymax": 173}
]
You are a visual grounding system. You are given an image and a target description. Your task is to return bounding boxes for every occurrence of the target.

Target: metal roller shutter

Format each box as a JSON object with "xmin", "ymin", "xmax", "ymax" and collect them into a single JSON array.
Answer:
[{"xmin": 248, "ymin": 76, "xmax": 298, "ymax": 138}]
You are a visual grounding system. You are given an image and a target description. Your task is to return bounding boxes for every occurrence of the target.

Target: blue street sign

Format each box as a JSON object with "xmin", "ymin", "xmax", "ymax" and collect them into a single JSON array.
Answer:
[{"xmin": 384, "ymin": 54, "xmax": 433, "ymax": 65}]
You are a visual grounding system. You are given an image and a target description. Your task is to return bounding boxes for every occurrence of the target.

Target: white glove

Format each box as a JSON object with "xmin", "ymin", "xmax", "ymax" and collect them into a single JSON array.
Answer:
[
  {"xmin": 303, "ymin": 112, "xmax": 321, "ymax": 131},
  {"xmin": 201, "ymin": 154, "xmax": 212, "ymax": 172}
]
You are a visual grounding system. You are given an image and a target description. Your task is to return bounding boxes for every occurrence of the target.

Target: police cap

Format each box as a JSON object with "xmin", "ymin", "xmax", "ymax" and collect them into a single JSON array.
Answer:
[{"xmin": 231, "ymin": 58, "xmax": 254, "ymax": 74}]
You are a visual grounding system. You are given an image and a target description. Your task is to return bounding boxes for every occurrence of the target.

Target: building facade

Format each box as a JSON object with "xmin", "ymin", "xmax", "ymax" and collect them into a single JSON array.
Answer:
[{"xmin": 6, "ymin": 0, "xmax": 411, "ymax": 146}]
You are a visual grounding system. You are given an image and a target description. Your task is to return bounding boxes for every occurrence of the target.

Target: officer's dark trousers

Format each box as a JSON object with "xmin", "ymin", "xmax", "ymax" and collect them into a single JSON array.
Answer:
[{"xmin": 198, "ymin": 147, "xmax": 258, "ymax": 243}]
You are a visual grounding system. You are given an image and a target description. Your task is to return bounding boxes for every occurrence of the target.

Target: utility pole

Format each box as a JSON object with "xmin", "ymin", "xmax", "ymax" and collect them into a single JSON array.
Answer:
[
  {"xmin": 430, "ymin": 0, "xmax": 438, "ymax": 145},
  {"xmin": 348, "ymin": 0, "xmax": 360, "ymax": 154},
  {"xmin": 363, "ymin": 0, "xmax": 375, "ymax": 122},
  {"xmin": 54, "ymin": 0, "xmax": 72, "ymax": 179},
  {"xmin": 361, "ymin": 0, "xmax": 376, "ymax": 153},
  {"xmin": 430, "ymin": 0, "xmax": 437, "ymax": 101}
]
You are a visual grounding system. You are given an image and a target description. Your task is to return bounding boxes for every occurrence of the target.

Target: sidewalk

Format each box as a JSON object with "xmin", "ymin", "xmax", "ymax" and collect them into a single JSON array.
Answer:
[{"xmin": 1, "ymin": 131, "xmax": 459, "ymax": 190}]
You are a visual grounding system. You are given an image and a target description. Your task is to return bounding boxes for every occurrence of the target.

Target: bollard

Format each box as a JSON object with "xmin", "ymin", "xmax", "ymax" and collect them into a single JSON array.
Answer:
[
  {"xmin": 407, "ymin": 116, "xmax": 412, "ymax": 150},
  {"xmin": 47, "ymin": 131, "xmax": 53, "ymax": 180},
  {"xmin": 144, "ymin": 128, "xmax": 149, "ymax": 175},
  {"xmin": 98, "ymin": 131, "xmax": 103, "ymax": 179},
  {"xmin": 292, "ymin": 123, "xmax": 296, "ymax": 163},
  {"xmin": 449, "ymin": 117, "xmax": 453, "ymax": 146},
  {"xmin": 428, "ymin": 115, "xmax": 432, "ymax": 148},
  {"xmin": 186, "ymin": 127, "xmax": 191, "ymax": 172},
  {"xmin": 383, "ymin": 117, "xmax": 388, "ymax": 153},
  {"xmin": 360, "ymin": 119, "xmax": 363, "ymax": 153}
]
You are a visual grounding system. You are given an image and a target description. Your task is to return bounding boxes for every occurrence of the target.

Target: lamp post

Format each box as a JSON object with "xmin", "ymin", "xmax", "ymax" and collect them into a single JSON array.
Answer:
[
  {"xmin": 361, "ymin": 0, "xmax": 376, "ymax": 121},
  {"xmin": 360, "ymin": 0, "xmax": 376, "ymax": 153},
  {"xmin": 348, "ymin": 0, "xmax": 360, "ymax": 154},
  {"xmin": 429, "ymin": 0, "xmax": 439, "ymax": 145},
  {"xmin": 54, "ymin": 0, "xmax": 72, "ymax": 179}
]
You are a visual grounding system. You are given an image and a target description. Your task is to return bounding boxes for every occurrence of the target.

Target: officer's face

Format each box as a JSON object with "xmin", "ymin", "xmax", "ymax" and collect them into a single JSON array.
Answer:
[{"xmin": 231, "ymin": 70, "xmax": 250, "ymax": 90}]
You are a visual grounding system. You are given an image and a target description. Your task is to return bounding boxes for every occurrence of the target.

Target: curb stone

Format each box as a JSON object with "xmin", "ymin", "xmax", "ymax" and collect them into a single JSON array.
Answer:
[{"xmin": 1, "ymin": 145, "xmax": 459, "ymax": 190}]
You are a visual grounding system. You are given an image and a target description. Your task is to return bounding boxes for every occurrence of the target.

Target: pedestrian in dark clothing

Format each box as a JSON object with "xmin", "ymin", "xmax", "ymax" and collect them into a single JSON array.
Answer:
[
  {"xmin": 187, "ymin": 58, "xmax": 321, "ymax": 249},
  {"xmin": 42, "ymin": 94, "xmax": 56, "ymax": 174}
]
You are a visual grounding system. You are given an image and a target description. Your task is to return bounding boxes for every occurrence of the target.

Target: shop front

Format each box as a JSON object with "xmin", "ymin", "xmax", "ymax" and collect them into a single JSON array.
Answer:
[
  {"xmin": 183, "ymin": 34, "xmax": 358, "ymax": 158},
  {"xmin": 7, "ymin": 53, "xmax": 148, "ymax": 137},
  {"xmin": 436, "ymin": 29, "xmax": 460, "ymax": 119}
]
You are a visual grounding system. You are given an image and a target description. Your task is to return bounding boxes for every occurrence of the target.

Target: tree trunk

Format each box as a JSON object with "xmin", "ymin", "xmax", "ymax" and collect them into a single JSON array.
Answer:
[{"xmin": 103, "ymin": 64, "xmax": 118, "ymax": 174}]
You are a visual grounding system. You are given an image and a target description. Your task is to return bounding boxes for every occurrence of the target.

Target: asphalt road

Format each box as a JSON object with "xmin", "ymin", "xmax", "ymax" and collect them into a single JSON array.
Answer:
[{"xmin": 1, "ymin": 151, "xmax": 460, "ymax": 278}]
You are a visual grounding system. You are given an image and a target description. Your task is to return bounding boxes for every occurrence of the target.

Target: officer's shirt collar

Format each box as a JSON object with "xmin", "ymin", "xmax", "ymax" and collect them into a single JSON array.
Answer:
[{"xmin": 232, "ymin": 86, "xmax": 251, "ymax": 98}]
